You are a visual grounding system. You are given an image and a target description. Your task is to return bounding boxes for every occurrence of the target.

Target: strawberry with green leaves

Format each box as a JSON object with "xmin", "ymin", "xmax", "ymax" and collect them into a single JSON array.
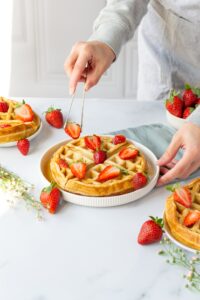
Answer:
[
  {"xmin": 17, "ymin": 139, "xmax": 30, "ymax": 156},
  {"xmin": 40, "ymin": 182, "xmax": 61, "ymax": 214},
  {"xmin": 138, "ymin": 216, "xmax": 163, "ymax": 245},
  {"xmin": 165, "ymin": 90, "xmax": 183, "ymax": 118},
  {"xmin": 183, "ymin": 84, "xmax": 198, "ymax": 107},
  {"xmin": 45, "ymin": 107, "xmax": 63, "ymax": 128}
]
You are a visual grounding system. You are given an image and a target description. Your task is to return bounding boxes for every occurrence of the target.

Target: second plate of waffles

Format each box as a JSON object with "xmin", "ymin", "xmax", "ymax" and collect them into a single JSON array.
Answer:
[
  {"xmin": 40, "ymin": 135, "xmax": 159, "ymax": 207},
  {"xmin": 0, "ymin": 97, "xmax": 41, "ymax": 146}
]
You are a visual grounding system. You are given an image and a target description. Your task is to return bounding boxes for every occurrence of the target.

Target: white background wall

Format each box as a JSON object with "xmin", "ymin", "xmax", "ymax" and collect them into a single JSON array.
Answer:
[{"xmin": 9, "ymin": 0, "xmax": 138, "ymax": 98}]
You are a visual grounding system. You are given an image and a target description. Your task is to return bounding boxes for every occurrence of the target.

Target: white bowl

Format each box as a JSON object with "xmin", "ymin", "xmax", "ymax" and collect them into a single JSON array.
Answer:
[
  {"xmin": 40, "ymin": 137, "xmax": 160, "ymax": 207},
  {"xmin": 166, "ymin": 110, "xmax": 187, "ymax": 129}
]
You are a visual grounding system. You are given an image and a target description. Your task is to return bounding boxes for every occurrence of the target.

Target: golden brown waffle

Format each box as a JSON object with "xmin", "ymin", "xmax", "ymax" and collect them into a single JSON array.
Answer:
[
  {"xmin": 50, "ymin": 136, "xmax": 147, "ymax": 196},
  {"xmin": 165, "ymin": 178, "xmax": 200, "ymax": 250},
  {"xmin": 0, "ymin": 97, "xmax": 40, "ymax": 143}
]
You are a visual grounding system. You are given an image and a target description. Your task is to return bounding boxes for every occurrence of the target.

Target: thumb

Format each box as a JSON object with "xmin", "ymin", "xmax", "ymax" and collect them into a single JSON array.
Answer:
[{"xmin": 158, "ymin": 134, "xmax": 181, "ymax": 166}]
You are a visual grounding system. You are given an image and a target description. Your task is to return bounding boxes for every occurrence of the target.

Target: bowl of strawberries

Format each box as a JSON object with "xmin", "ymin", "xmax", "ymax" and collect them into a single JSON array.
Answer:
[{"xmin": 165, "ymin": 84, "xmax": 200, "ymax": 129}]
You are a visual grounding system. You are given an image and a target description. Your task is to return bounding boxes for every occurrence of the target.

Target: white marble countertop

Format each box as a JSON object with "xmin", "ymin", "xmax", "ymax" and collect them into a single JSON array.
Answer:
[{"xmin": 0, "ymin": 98, "xmax": 199, "ymax": 300}]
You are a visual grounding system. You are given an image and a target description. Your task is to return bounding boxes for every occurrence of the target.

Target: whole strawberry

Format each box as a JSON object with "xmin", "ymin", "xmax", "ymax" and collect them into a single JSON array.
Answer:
[
  {"xmin": 138, "ymin": 216, "xmax": 163, "ymax": 245},
  {"xmin": 165, "ymin": 90, "xmax": 183, "ymax": 118},
  {"xmin": 17, "ymin": 139, "xmax": 30, "ymax": 155},
  {"xmin": 45, "ymin": 107, "xmax": 63, "ymax": 128},
  {"xmin": 93, "ymin": 150, "xmax": 107, "ymax": 164},
  {"xmin": 183, "ymin": 84, "xmax": 198, "ymax": 107},
  {"xmin": 132, "ymin": 172, "xmax": 147, "ymax": 190},
  {"xmin": 40, "ymin": 182, "xmax": 61, "ymax": 214},
  {"xmin": 183, "ymin": 107, "xmax": 194, "ymax": 119},
  {"xmin": 0, "ymin": 101, "xmax": 9, "ymax": 112}
]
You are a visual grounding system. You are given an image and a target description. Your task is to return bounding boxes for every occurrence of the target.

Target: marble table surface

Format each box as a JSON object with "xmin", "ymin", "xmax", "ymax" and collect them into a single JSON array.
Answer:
[{"xmin": 0, "ymin": 98, "xmax": 199, "ymax": 300}]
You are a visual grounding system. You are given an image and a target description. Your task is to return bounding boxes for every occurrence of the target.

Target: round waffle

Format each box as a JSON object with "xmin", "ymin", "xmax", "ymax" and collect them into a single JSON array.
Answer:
[
  {"xmin": 50, "ymin": 136, "xmax": 147, "ymax": 197},
  {"xmin": 165, "ymin": 178, "xmax": 200, "ymax": 251},
  {"xmin": 0, "ymin": 97, "xmax": 41, "ymax": 144}
]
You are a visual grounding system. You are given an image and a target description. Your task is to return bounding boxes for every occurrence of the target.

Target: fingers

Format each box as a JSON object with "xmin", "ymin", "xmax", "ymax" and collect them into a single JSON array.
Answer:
[
  {"xmin": 85, "ymin": 65, "xmax": 106, "ymax": 91},
  {"xmin": 158, "ymin": 134, "xmax": 181, "ymax": 166},
  {"xmin": 157, "ymin": 149, "xmax": 192, "ymax": 186}
]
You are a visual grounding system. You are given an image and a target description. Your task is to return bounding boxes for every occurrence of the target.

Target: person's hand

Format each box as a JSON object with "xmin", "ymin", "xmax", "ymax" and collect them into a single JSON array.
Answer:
[
  {"xmin": 157, "ymin": 123, "xmax": 200, "ymax": 186},
  {"xmin": 64, "ymin": 41, "xmax": 116, "ymax": 95}
]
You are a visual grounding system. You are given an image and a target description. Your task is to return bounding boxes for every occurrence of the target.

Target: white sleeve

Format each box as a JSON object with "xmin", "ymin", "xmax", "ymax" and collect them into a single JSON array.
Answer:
[
  {"xmin": 187, "ymin": 106, "xmax": 200, "ymax": 127},
  {"xmin": 88, "ymin": 0, "xmax": 149, "ymax": 57}
]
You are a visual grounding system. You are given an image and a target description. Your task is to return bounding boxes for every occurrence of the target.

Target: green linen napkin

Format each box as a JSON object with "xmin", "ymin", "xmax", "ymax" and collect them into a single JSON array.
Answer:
[{"xmin": 108, "ymin": 123, "xmax": 200, "ymax": 181}]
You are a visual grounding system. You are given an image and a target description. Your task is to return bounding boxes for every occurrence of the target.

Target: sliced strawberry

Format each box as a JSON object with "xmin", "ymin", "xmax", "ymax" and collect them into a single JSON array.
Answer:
[
  {"xmin": 17, "ymin": 139, "xmax": 30, "ymax": 156},
  {"xmin": 57, "ymin": 159, "xmax": 68, "ymax": 169},
  {"xmin": 0, "ymin": 124, "xmax": 11, "ymax": 128},
  {"xmin": 113, "ymin": 134, "xmax": 126, "ymax": 145},
  {"xmin": 98, "ymin": 165, "xmax": 120, "ymax": 182},
  {"xmin": 70, "ymin": 162, "xmax": 86, "ymax": 179},
  {"xmin": 132, "ymin": 173, "xmax": 148, "ymax": 190},
  {"xmin": 0, "ymin": 102, "xmax": 9, "ymax": 112},
  {"xmin": 173, "ymin": 187, "xmax": 192, "ymax": 208},
  {"xmin": 119, "ymin": 147, "xmax": 139, "ymax": 160},
  {"xmin": 183, "ymin": 211, "xmax": 200, "ymax": 227},
  {"xmin": 93, "ymin": 150, "xmax": 107, "ymax": 164},
  {"xmin": 84, "ymin": 135, "xmax": 101, "ymax": 151},
  {"xmin": 64, "ymin": 122, "xmax": 81, "ymax": 139},
  {"xmin": 15, "ymin": 101, "xmax": 34, "ymax": 122}
]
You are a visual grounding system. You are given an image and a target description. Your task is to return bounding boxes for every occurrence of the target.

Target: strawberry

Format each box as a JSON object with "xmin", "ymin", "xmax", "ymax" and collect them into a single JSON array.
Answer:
[
  {"xmin": 138, "ymin": 216, "xmax": 163, "ymax": 245},
  {"xmin": 183, "ymin": 84, "xmax": 198, "ymax": 107},
  {"xmin": 197, "ymin": 98, "xmax": 200, "ymax": 105},
  {"xmin": 0, "ymin": 124, "xmax": 11, "ymax": 128},
  {"xmin": 57, "ymin": 159, "xmax": 68, "ymax": 169},
  {"xmin": 93, "ymin": 150, "xmax": 107, "ymax": 164},
  {"xmin": 64, "ymin": 122, "xmax": 81, "ymax": 139},
  {"xmin": 84, "ymin": 135, "xmax": 101, "ymax": 151},
  {"xmin": 165, "ymin": 90, "xmax": 183, "ymax": 118},
  {"xmin": 45, "ymin": 107, "xmax": 63, "ymax": 128},
  {"xmin": 0, "ymin": 101, "xmax": 9, "ymax": 112},
  {"xmin": 15, "ymin": 100, "xmax": 34, "ymax": 122},
  {"xmin": 132, "ymin": 172, "xmax": 148, "ymax": 190},
  {"xmin": 119, "ymin": 147, "xmax": 138, "ymax": 160},
  {"xmin": 113, "ymin": 134, "xmax": 126, "ymax": 145},
  {"xmin": 98, "ymin": 165, "xmax": 120, "ymax": 182},
  {"xmin": 17, "ymin": 139, "xmax": 30, "ymax": 155},
  {"xmin": 70, "ymin": 162, "xmax": 86, "ymax": 179},
  {"xmin": 183, "ymin": 211, "xmax": 200, "ymax": 227},
  {"xmin": 173, "ymin": 187, "xmax": 192, "ymax": 208},
  {"xmin": 183, "ymin": 107, "xmax": 195, "ymax": 119},
  {"xmin": 40, "ymin": 182, "xmax": 61, "ymax": 214}
]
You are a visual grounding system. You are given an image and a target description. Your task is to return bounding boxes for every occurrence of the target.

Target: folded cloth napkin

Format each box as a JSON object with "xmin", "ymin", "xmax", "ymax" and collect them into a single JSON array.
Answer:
[{"xmin": 108, "ymin": 123, "xmax": 200, "ymax": 182}]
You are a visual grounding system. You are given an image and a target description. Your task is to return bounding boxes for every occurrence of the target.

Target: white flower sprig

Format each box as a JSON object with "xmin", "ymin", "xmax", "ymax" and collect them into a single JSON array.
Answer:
[
  {"xmin": 0, "ymin": 165, "xmax": 43, "ymax": 219},
  {"xmin": 158, "ymin": 236, "xmax": 200, "ymax": 292}
]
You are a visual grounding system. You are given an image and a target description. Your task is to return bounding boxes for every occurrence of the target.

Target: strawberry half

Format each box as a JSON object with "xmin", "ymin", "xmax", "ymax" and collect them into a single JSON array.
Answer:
[
  {"xmin": 84, "ymin": 135, "xmax": 101, "ymax": 151},
  {"xmin": 40, "ymin": 182, "xmax": 61, "ymax": 214},
  {"xmin": 132, "ymin": 173, "xmax": 148, "ymax": 190},
  {"xmin": 64, "ymin": 122, "xmax": 81, "ymax": 139},
  {"xmin": 119, "ymin": 147, "xmax": 138, "ymax": 160},
  {"xmin": 70, "ymin": 162, "xmax": 86, "ymax": 179},
  {"xmin": 0, "ymin": 101, "xmax": 9, "ymax": 112},
  {"xmin": 138, "ymin": 216, "xmax": 163, "ymax": 245},
  {"xmin": 113, "ymin": 134, "xmax": 126, "ymax": 145},
  {"xmin": 15, "ymin": 101, "xmax": 34, "ymax": 122},
  {"xmin": 17, "ymin": 139, "xmax": 30, "ymax": 156},
  {"xmin": 173, "ymin": 187, "xmax": 192, "ymax": 208},
  {"xmin": 45, "ymin": 107, "xmax": 63, "ymax": 128},
  {"xmin": 97, "ymin": 165, "xmax": 120, "ymax": 182},
  {"xmin": 57, "ymin": 159, "xmax": 68, "ymax": 169},
  {"xmin": 165, "ymin": 90, "xmax": 183, "ymax": 118},
  {"xmin": 183, "ymin": 211, "xmax": 200, "ymax": 227},
  {"xmin": 0, "ymin": 124, "xmax": 11, "ymax": 128}
]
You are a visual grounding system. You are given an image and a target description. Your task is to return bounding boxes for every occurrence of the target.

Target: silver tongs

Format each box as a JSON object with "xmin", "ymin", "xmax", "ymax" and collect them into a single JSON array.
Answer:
[{"xmin": 64, "ymin": 67, "xmax": 88, "ymax": 130}]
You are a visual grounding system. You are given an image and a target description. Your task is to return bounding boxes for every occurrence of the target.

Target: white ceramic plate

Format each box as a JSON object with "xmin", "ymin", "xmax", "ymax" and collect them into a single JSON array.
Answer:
[
  {"xmin": 40, "ymin": 137, "xmax": 159, "ymax": 207},
  {"xmin": 0, "ymin": 121, "xmax": 43, "ymax": 147},
  {"xmin": 163, "ymin": 214, "xmax": 196, "ymax": 253}
]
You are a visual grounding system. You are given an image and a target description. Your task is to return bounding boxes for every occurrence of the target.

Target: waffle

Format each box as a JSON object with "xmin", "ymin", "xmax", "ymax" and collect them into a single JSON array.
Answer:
[
  {"xmin": 50, "ymin": 136, "xmax": 147, "ymax": 196},
  {"xmin": 165, "ymin": 178, "xmax": 200, "ymax": 250},
  {"xmin": 0, "ymin": 97, "xmax": 40, "ymax": 143}
]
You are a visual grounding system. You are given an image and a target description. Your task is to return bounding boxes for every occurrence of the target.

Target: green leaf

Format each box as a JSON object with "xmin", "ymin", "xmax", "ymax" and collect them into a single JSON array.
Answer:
[
  {"xmin": 184, "ymin": 83, "xmax": 191, "ymax": 90},
  {"xmin": 166, "ymin": 183, "xmax": 180, "ymax": 192}
]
